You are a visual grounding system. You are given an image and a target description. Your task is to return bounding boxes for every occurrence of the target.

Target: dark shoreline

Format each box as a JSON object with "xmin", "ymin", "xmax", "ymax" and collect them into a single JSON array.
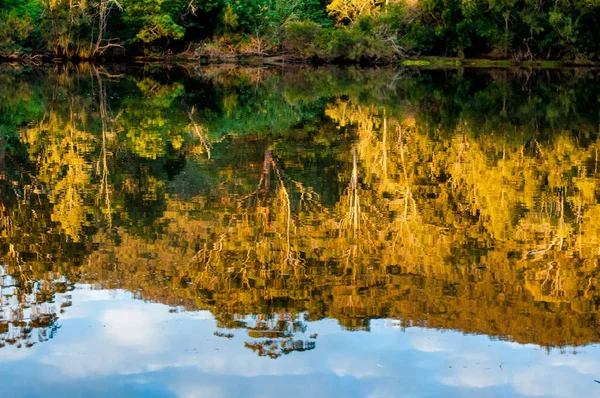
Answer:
[{"xmin": 2, "ymin": 53, "xmax": 600, "ymax": 69}]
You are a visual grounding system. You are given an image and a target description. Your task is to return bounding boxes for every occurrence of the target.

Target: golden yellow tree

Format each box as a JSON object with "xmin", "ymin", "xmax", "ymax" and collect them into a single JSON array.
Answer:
[{"xmin": 327, "ymin": 0, "xmax": 382, "ymax": 24}]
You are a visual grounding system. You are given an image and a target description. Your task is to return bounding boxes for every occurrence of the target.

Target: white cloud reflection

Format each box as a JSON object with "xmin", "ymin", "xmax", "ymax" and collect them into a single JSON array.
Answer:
[{"xmin": 0, "ymin": 287, "xmax": 598, "ymax": 398}]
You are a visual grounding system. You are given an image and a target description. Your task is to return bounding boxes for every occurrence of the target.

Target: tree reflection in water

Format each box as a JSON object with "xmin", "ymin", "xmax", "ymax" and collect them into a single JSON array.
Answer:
[
  {"xmin": 1, "ymin": 64, "xmax": 600, "ymax": 355},
  {"xmin": 0, "ymin": 267, "xmax": 72, "ymax": 348}
]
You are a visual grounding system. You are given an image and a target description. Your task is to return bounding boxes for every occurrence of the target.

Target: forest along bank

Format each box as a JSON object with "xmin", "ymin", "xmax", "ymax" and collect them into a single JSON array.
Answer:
[{"xmin": 0, "ymin": 1, "xmax": 599, "ymax": 64}]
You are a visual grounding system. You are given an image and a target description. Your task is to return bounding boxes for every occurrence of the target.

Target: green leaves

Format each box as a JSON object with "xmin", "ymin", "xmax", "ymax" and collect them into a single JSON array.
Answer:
[
  {"xmin": 1, "ymin": 0, "xmax": 600, "ymax": 61},
  {"xmin": 134, "ymin": 14, "xmax": 185, "ymax": 43},
  {"xmin": 123, "ymin": 0, "xmax": 187, "ymax": 45},
  {"xmin": 0, "ymin": 9, "xmax": 33, "ymax": 51}
]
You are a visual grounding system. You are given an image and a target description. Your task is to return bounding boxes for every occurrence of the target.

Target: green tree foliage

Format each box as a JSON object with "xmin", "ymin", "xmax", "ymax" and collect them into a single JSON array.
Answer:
[
  {"xmin": 284, "ymin": 4, "xmax": 412, "ymax": 60},
  {"xmin": 226, "ymin": 0, "xmax": 328, "ymax": 35},
  {"xmin": 1, "ymin": 0, "xmax": 600, "ymax": 60},
  {"xmin": 123, "ymin": 0, "xmax": 185, "ymax": 44},
  {"xmin": 0, "ymin": 9, "xmax": 33, "ymax": 56},
  {"xmin": 0, "ymin": 0, "xmax": 41, "ymax": 56}
]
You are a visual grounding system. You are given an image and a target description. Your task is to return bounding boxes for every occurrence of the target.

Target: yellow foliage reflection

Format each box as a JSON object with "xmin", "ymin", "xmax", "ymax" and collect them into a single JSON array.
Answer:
[{"xmin": 3, "ymin": 66, "xmax": 600, "ymax": 352}]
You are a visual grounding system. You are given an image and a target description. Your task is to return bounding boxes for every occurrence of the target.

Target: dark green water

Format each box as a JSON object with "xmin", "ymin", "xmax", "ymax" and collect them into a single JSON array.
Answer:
[{"xmin": 1, "ymin": 64, "xmax": 600, "ymax": 397}]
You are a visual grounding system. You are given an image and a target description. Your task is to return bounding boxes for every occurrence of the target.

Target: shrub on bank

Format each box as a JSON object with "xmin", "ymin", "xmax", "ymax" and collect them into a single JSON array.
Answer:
[
  {"xmin": 284, "ymin": 13, "xmax": 406, "ymax": 62},
  {"xmin": 282, "ymin": 21, "xmax": 328, "ymax": 58},
  {"xmin": 0, "ymin": 9, "xmax": 33, "ymax": 58}
]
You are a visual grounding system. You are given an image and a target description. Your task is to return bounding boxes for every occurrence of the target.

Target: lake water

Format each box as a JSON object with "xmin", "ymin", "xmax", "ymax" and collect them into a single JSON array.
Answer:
[{"xmin": 1, "ymin": 64, "xmax": 600, "ymax": 397}]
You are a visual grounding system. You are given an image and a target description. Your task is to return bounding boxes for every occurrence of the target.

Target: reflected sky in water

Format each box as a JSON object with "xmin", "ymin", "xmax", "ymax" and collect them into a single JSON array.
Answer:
[{"xmin": 2, "ymin": 286, "xmax": 600, "ymax": 398}]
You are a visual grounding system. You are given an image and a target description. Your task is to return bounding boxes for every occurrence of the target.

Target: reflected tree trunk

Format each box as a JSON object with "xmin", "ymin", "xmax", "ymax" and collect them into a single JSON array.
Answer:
[
  {"xmin": 351, "ymin": 146, "xmax": 360, "ymax": 238},
  {"xmin": 182, "ymin": 98, "xmax": 211, "ymax": 159},
  {"xmin": 0, "ymin": 137, "xmax": 6, "ymax": 234},
  {"xmin": 0, "ymin": 137, "xmax": 5, "ymax": 178},
  {"xmin": 263, "ymin": 138, "xmax": 272, "ymax": 211},
  {"xmin": 93, "ymin": 67, "xmax": 113, "ymax": 227}
]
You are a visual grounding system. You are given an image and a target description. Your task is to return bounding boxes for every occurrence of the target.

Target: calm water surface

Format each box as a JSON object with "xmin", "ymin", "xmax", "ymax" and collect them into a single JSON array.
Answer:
[{"xmin": 1, "ymin": 64, "xmax": 600, "ymax": 397}]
